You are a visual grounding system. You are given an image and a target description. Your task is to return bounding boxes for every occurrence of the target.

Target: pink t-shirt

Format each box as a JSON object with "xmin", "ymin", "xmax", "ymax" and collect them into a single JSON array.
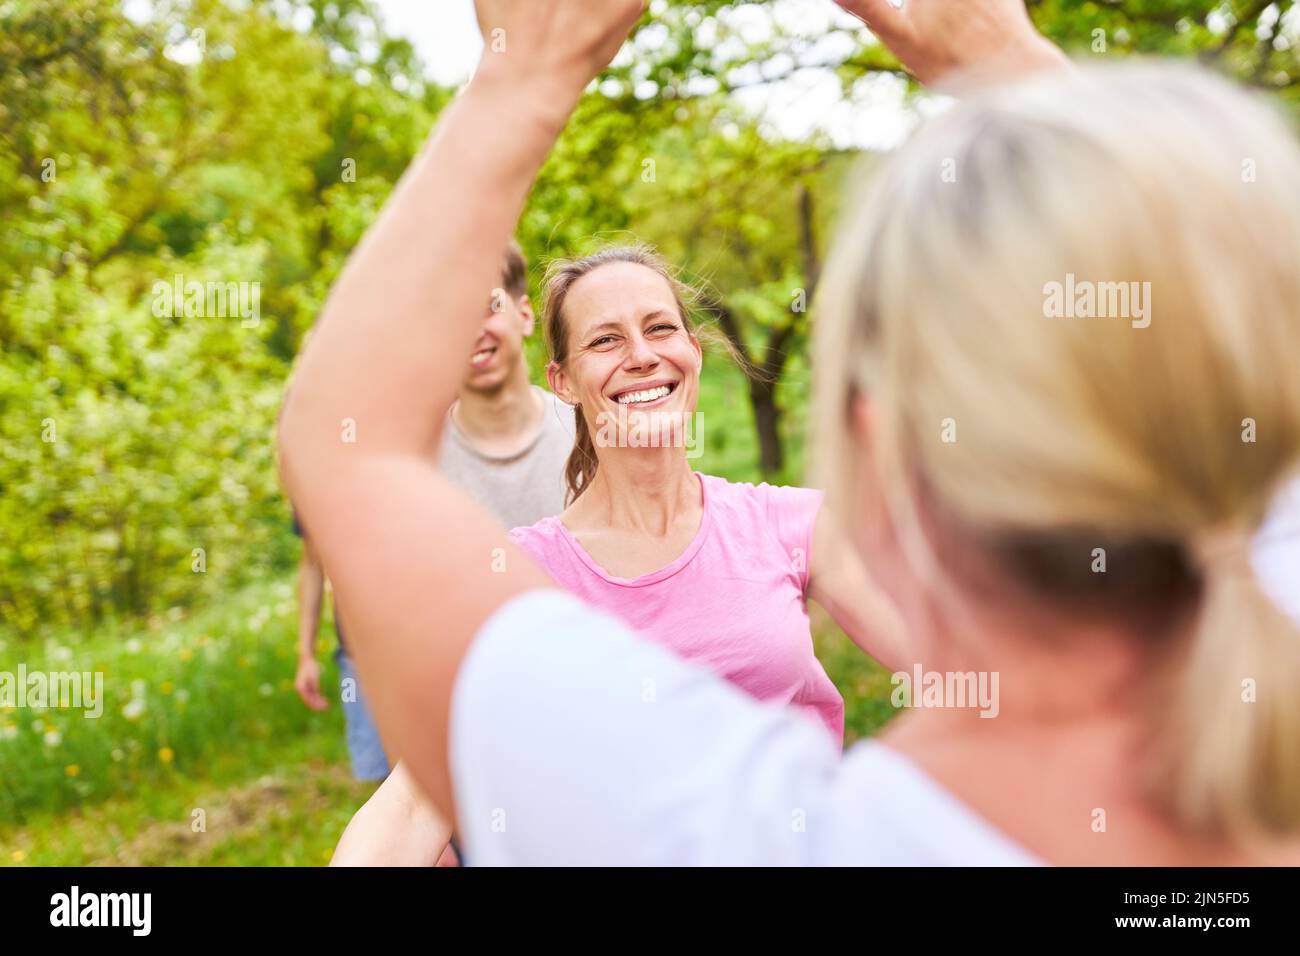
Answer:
[{"xmin": 508, "ymin": 473, "xmax": 845, "ymax": 745}]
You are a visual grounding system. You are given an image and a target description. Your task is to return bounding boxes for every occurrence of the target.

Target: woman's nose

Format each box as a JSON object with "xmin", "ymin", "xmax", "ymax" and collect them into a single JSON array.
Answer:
[{"xmin": 624, "ymin": 335, "xmax": 659, "ymax": 370}]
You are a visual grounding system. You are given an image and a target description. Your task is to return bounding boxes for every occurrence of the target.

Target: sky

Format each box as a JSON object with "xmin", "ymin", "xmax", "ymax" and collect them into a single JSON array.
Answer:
[
  {"xmin": 370, "ymin": 0, "xmax": 915, "ymax": 149},
  {"xmin": 372, "ymin": 0, "xmax": 481, "ymax": 86}
]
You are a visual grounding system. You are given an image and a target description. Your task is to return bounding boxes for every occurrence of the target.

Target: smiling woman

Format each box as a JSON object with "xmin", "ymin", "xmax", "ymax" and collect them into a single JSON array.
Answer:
[{"xmin": 326, "ymin": 239, "xmax": 911, "ymax": 865}]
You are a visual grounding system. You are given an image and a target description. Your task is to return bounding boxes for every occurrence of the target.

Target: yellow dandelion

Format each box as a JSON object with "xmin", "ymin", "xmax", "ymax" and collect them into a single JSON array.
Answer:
[
  {"xmin": 9, "ymin": 850, "xmax": 25, "ymax": 863},
  {"xmin": 158, "ymin": 747, "xmax": 174, "ymax": 764},
  {"xmin": 64, "ymin": 764, "xmax": 80, "ymax": 777},
  {"xmin": 159, "ymin": 681, "xmax": 175, "ymax": 695},
  {"xmin": 178, "ymin": 648, "xmax": 194, "ymax": 662}
]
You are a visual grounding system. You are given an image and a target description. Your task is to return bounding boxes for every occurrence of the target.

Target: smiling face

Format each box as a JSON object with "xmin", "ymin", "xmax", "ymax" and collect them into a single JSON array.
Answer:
[
  {"xmin": 546, "ymin": 260, "xmax": 702, "ymax": 447},
  {"xmin": 464, "ymin": 289, "xmax": 535, "ymax": 394}
]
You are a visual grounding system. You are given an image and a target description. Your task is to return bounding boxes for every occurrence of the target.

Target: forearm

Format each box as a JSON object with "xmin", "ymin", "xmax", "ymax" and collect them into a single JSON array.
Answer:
[
  {"xmin": 816, "ymin": 583, "xmax": 912, "ymax": 675},
  {"xmin": 331, "ymin": 763, "xmax": 454, "ymax": 867},
  {"xmin": 923, "ymin": 25, "xmax": 1070, "ymax": 90},
  {"xmin": 809, "ymin": 513, "xmax": 912, "ymax": 673},
  {"xmin": 297, "ymin": 561, "xmax": 324, "ymax": 659}
]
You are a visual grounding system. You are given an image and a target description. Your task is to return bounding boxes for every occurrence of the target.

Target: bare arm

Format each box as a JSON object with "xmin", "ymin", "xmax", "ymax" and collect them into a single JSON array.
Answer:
[
  {"xmin": 294, "ymin": 539, "xmax": 328, "ymax": 711},
  {"xmin": 834, "ymin": 0, "xmax": 1069, "ymax": 87},
  {"xmin": 808, "ymin": 508, "xmax": 912, "ymax": 673},
  {"xmin": 277, "ymin": 0, "xmax": 644, "ymax": 827},
  {"xmin": 296, "ymin": 540, "xmax": 324, "ymax": 657},
  {"xmin": 331, "ymin": 762, "xmax": 453, "ymax": 867},
  {"xmin": 805, "ymin": 0, "xmax": 1069, "ymax": 671}
]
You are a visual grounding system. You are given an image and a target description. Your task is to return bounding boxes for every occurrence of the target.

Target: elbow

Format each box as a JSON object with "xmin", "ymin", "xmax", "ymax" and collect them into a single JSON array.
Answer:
[{"xmin": 276, "ymin": 386, "xmax": 315, "ymax": 507}]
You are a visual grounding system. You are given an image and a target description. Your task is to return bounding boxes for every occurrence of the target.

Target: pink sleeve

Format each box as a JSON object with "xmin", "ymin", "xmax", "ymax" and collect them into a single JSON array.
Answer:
[
  {"xmin": 507, "ymin": 525, "xmax": 537, "ymax": 559},
  {"xmin": 758, "ymin": 483, "xmax": 824, "ymax": 593},
  {"xmin": 508, "ymin": 523, "xmax": 555, "ymax": 581}
]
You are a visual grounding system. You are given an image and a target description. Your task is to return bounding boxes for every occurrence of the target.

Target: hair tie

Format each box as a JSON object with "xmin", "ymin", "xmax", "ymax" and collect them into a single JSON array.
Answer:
[{"xmin": 1193, "ymin": 524, "xmax": 1255, "ymax": 578}]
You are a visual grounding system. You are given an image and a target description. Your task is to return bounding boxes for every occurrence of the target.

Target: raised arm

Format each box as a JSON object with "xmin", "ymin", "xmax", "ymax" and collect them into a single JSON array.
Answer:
[
  {"xmin": 834, "ymin": 0, "xmax": 1069, "ymax": 86},
  {"xmin": 808, "ymin": 510, "xmax": 913, "ymax": 674},
  {"xmin": 277, "ymin": 0, "xmax": 644, "ymax": 824},
  {"xmin": 806, "ymin": 0, "xmax": 1070, "ymax": 671}
]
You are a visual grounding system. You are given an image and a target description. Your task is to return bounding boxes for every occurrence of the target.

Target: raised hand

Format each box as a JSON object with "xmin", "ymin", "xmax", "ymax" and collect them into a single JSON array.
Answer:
[
  {"xmin": 834, "ymin": 0, "xmax": 1068, "ymax": 85},
  {"xmin": 473, "ymin": 0, "xmax": 646, "ymax": 104}
]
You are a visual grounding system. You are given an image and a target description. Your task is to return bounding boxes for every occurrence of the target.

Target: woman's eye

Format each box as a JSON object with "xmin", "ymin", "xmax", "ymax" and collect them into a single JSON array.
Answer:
[
  {"xmin": 651, "ymin": 324, "xmax": 678, "ymax": 334},
  {"xmin": 590, "ymin": 336, "xmax": 616, "ymax": 348}
]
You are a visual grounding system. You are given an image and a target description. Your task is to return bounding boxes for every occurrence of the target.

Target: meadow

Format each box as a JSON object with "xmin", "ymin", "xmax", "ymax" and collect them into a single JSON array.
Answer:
[
  {"xmin": 0, "ymin": 579, "xmax": 897, "ymax": 866},
  {"xmin": 1, "ymin": 350, "xmax": 900, "ymax": 866}
]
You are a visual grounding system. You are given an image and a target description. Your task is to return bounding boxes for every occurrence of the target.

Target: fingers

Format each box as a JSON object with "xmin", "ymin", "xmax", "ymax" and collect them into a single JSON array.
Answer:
[
  {"xmin": 834, "ymin": 0, "xmax": 907, "ymax": 39},
  {"xmin": 296, "ymin": 677, "xmax": 329, "ymax": 711}
]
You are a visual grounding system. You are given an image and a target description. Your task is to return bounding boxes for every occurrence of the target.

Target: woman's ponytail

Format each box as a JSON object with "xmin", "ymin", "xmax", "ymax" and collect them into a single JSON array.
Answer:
[
  {"xmin": 1150, "ymin": 534, "xmax": 1300, "ymax": 840},
  {"xmin": 564, "ymin": 404, "xmax": 598, "ymax": 507}
]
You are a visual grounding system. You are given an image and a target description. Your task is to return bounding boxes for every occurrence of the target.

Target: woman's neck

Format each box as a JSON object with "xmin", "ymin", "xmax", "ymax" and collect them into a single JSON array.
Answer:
[
  {"xmin": 879, "ymin": 607, "xmax": 1282, "ymax": 864},
  {"xmin": 567, "ymin": 448, "xmax": 699, "ymax": 537}
]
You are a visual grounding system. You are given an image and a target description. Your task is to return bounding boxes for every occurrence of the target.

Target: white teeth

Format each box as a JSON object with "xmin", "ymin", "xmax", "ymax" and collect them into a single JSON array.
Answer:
[
  {"xmin": 471, "ymin": 349, "xmax": 493, "ymax": 364},
  {"xmin": 616, "ymin": 385, "xmax": 671, "ymax": 405}
]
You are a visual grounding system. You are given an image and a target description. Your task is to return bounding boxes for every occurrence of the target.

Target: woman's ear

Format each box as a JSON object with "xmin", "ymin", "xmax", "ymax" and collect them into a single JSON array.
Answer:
[{"xmin": 546, "ymin": 361, "xmax": 576, "ymax": 406}]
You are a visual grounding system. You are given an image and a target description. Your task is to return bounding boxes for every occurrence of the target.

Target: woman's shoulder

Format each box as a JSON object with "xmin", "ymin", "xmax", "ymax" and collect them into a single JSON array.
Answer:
[
  {"xmin": 699, "ymin": 473, "xmax": 823, "ymax": 520},
  {"xmin": 508, "ymin": 515, "xmax": 566, "ymax": 552},
  {"xmin": 834, "ymin": 741, "xmax": 1046, "ymax": 866}
]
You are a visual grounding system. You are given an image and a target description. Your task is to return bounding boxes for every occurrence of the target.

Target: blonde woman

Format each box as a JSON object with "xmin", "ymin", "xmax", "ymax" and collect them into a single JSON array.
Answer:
[{"xmin": 280, "ymin": 0, "xmax": 1300, "ymax": 864}]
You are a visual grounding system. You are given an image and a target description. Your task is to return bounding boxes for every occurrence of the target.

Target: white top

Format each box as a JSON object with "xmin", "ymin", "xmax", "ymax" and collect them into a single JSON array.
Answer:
[{"xmin": 450, "ymin": 589, "xmax": 1043, "ymax": 866}]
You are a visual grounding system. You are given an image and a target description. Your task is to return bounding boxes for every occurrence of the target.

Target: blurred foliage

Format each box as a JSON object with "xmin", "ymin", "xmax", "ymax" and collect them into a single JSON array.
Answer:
[
  {"xmin": 2, "ymin": 0, "xmax": 1298, "ymax": 635},
  {"xmin": 1, "ymin": 0, "xmax": 442, "ymax": 634}
]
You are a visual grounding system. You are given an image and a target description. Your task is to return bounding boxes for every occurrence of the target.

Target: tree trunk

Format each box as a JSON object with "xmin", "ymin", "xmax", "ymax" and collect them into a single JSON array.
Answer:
[{"xmin": 750, "ymin": 376, "xmax": 783, "ymax": 475}]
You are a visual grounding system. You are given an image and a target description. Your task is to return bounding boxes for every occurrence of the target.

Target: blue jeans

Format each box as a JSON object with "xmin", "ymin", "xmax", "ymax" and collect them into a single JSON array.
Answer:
[{"xmin": 335, "ymin": 649, "xmax": 391, "ymax": 781}]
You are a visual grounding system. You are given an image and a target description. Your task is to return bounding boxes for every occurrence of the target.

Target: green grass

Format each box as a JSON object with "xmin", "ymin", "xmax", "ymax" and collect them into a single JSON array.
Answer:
[
  {"xmin": 0, "ymin": 577, "xmax": 351, "ymax": 823},
  {"xmin": 1, "ymin": 571, "xmax": 898, "ymax": 866},
  {"xmin": 3, "ymin": 734, "xmax": 375, "ymax": 866}
]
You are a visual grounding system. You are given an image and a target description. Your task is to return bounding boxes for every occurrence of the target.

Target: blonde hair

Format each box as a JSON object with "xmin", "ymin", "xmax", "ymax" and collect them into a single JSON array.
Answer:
[{"xmin": 814, "ymin": 62, "xmax": 1300, "ymax": 840}]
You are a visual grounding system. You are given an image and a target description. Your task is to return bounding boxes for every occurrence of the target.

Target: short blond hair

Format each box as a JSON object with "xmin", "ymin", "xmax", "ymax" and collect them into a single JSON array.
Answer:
[{"xmin": 814, "ymin": 61, "xmax": 1300, "ymax": 841}]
